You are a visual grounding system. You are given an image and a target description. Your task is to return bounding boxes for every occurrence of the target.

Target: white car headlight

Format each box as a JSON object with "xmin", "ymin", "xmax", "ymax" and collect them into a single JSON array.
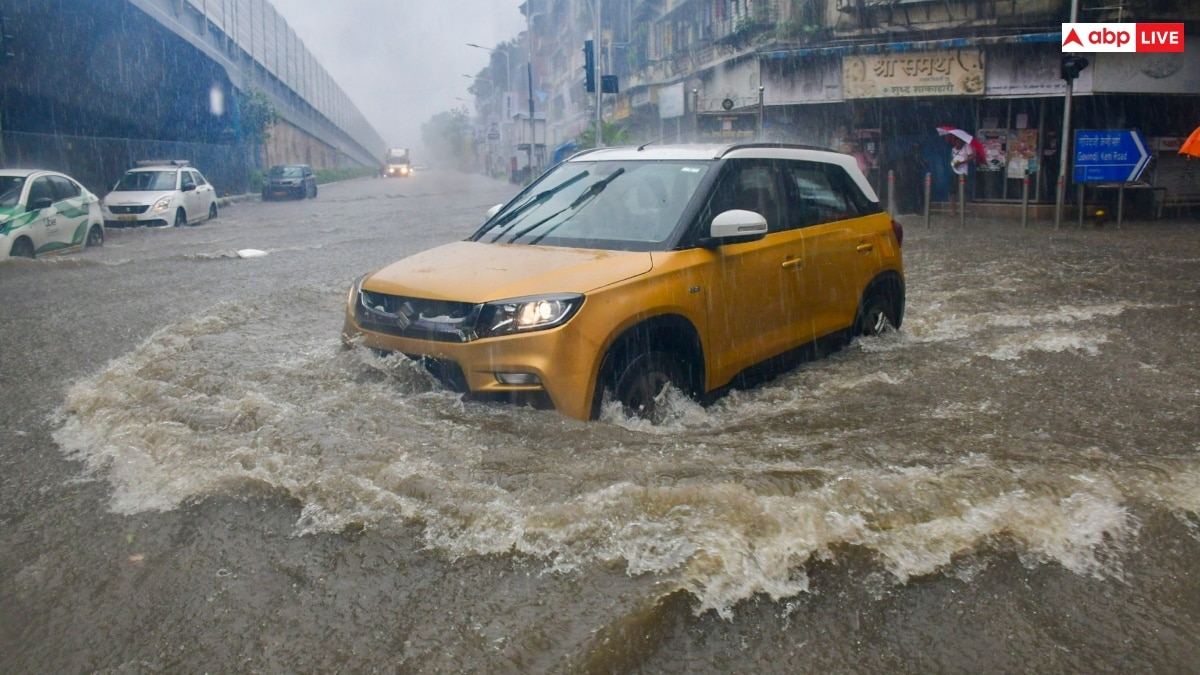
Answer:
[
  {"xmin": 152, "ymin": 196, "xmax": 173, "ymax": 212},
  {"xmin": 478, "ymin": 294, "xmax": 583, "ymax": 338}
]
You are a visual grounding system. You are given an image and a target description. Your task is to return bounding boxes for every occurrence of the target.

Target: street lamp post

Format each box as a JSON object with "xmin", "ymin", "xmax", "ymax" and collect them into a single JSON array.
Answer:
[
  {"xmin": 465, "ymin": 43, "xmax": 510, "ymax": 93},
  {"xmin": 467, "ymin": 42, "xmax": 514, "ymax": 181}
]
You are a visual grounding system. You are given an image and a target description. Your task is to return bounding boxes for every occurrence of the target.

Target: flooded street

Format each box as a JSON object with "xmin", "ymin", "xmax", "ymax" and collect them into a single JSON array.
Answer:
[{"xmin": 2, "ymin": 171, "xmax": 1199, "ymax": 673}]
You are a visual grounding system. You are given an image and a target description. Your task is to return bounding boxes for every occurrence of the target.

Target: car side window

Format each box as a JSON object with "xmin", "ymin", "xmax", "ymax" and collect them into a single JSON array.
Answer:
[
  {"xmin": 48, "ymin": 175, "xmax": 81, "ymax": 201},
  {"xmin": 180, "ymin": 171, "xmax": 196, "ymax": 191},
  {"xmin": 701, "ymin": 159, "xmax": 782, "ymax": 232},
  {"xmin": 193, "ymin": 171, "xmax": 209, "ymax": 187},
  {"xmin": 781, "ymin": 161, "xmax": 873, "ymax": 229},
  {"xmin": 28, "ymin": 177, "xmax": 54, "ymax": 208}
]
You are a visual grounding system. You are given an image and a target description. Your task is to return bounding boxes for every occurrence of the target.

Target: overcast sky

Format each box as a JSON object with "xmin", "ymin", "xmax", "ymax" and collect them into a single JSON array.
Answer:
[{"xmin": 268, "ymin": 0, "xmax": 528, "ymax": 155}]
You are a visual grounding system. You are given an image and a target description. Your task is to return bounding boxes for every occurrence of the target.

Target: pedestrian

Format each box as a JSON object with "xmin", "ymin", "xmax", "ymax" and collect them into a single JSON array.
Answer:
[
  {"xmin": 949, "ymin": 137, "xmax": 974, "ymax": 215},
  {"xmin": 1042, "ymin": 131, "xmax": 1060, "ymax": 201}
]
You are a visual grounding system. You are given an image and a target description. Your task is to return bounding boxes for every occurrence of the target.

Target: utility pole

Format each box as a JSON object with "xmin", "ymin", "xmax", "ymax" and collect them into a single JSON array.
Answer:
[
  {"xmin": 1054, "ymin": 0, "xmax": 1081, "ymax": 229},
  {"xmin": 594, "ymin": 0, "xmax": 603, "ymax": 147},
  {"xmin": 525, "ymin": 5, "xmax": 536, "ymax": 179}
]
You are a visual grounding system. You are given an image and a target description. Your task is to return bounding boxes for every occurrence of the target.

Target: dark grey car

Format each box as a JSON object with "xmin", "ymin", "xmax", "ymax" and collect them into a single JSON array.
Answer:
[{"xmin": 262, "ymin": 164, "xmax": 317, "ymax": 200}]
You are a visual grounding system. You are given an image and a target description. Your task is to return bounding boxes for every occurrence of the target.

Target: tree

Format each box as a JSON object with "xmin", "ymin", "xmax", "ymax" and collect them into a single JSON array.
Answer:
[
  {"xmin": 237, "ymin": 89, "xmax": 281, "ymax": 147},
  {"xmin": 421, "ymin": 107, "xmax": 473, "ymax": 170},
  {"xmin": 574, "ymin": 120, "xmax": 632, "ymax": 150}
]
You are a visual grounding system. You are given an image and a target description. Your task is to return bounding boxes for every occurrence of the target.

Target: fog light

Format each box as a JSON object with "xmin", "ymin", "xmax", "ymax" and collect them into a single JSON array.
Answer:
[{"xmin": 495, "ymin": 372, "xmax": 541, "ymax": 385}]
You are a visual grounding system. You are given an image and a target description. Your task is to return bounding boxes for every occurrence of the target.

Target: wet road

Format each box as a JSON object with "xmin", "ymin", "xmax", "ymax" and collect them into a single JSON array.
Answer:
[{"xmin": 2, "ymin": 171, "xmax": 1199, "ymax": 673}]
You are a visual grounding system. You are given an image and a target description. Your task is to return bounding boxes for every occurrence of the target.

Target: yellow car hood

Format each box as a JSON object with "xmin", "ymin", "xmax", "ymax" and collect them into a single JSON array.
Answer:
[{"xmin": 363, "ymin": 241, "xmax": 653, "ymax": 302}]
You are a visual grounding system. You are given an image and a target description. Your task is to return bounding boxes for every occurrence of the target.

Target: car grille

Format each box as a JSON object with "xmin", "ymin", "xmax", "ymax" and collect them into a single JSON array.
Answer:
[
  {"xmin": 356, "ymin": 290, "xmax": 481, "ymax": 343},
  {"xmin": 107, "ymin": 205, "xmax": 150, "ymax": 215}
]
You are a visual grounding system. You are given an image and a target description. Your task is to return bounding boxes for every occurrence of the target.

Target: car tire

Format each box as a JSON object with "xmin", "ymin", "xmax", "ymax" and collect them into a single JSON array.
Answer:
[
  {"xmin": 855, "ymin": 291, "xmax": 899, "ymax": 337},
  {"xmin": 86, "ymin": 224, "xmax": 104, "ymax": 248},
  {"xmin": 10, "ymin": 237, "xmax": 35, "ymax": 259},
  {"xmin": 312, "ymin": 184, "xmax": 318, "ymax": 198},
  {"xmin": 208, "ymin": 203, "xmax": 218, "ymax": 221},
  {"xmin": 174, "ymin": 209, "xmax": 187, "ymax": 227},
  {"xmin": 612, "ymin": 350, "xmax": 683, "ymax": 424}
]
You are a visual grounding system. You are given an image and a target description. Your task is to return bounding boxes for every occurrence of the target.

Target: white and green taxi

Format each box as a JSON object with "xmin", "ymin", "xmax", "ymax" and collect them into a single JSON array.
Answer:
[{"xmin": 1, "ymin": 169, "xmax": 105, "ymax": 259}]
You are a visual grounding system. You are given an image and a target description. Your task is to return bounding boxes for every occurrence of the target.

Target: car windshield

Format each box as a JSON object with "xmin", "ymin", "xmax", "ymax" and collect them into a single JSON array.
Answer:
[
  {"xmin": 114, "ymin": 170, "xmax": 176, "ymax": 192},
  {"xmin": 270, "ymin": 166, "xmax": 304, "ymax": 177},
  {"xmin": 473, "ymin": 159, "xmax": 713, "ymax": 251},
  {"xmin": 0, "ymin": 176, "xmax": 25, "ymax": 208}
]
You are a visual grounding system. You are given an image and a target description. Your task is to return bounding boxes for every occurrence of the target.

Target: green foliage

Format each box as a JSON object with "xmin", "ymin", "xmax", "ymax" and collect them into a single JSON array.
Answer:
[
  {"xmin": 575, "ymin": 120, "xmax": 633, "ymax": 150},
  {"xmin": 237, "ymin": 89, "xmax": 281, "ymax": 146},
  {"xmin": 314, "ymin": 167, "xmax": 378, "ymax": 183}
]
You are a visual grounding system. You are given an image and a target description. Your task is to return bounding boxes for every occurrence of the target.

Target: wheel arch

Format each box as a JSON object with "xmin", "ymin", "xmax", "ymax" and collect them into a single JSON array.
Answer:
[
  {"xmin": 858, "ymin": 269, "xmax": 906, "ymax": 331},
  {"xmin": 590, "ymin": 313, "xmax": 705, "ymax": 419},
  {"xmin": 8, "ymin": 234, "xmax": 36, "ymax": 258}
]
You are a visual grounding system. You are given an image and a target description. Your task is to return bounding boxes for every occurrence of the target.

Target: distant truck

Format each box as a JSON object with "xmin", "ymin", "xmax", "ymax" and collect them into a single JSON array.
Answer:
[{"xmin": 384, "ymin": 148, "xmax": 411, "ymax": 177}]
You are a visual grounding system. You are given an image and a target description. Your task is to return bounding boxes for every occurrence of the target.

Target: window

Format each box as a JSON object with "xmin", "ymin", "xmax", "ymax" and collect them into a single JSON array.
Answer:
[
  {"xmin": 193, "ymin": 171, "xmax": 209, "ymax": 186},
  {"xmin": 28, "ymin": 177, "xmax": 54, "ymax": 207},
  {"xmin": 703, "ymin": 159, "xmax": 782, "ymax": 231},
  {"xmin": 181, "ymin": 172, "xmax": 196, "ymax": 191},
  {"xmin": 781, "ymin": 161, "xmax": 874, "ymax": 228},
  {"xmin": 48, "ymin": 175, "xmax": 81, "ymax": 201}
]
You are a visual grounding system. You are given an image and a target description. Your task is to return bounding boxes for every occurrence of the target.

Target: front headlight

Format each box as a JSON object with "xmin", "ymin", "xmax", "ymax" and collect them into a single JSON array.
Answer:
[
  {"xmin": 152, "ymin": 196, "xmax": 173, "ymax": 212},
  {"xmin": 477, "ymin": 294, "xmax": 583, "ymax": 338}
]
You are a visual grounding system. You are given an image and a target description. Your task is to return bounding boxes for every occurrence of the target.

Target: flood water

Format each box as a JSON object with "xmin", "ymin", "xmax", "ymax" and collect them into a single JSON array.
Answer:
[{"xmin": 3, "ymin": 171, "xmax": 1199, "ymax": 672}]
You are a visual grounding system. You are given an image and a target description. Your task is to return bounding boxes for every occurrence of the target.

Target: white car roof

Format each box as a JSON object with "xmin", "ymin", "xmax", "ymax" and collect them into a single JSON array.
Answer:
[{"xmin": 565, "ymin": 143, "xmax": 880, "ymax": 202}]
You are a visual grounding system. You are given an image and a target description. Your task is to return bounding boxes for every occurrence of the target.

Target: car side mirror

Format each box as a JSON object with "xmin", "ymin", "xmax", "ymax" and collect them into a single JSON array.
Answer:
[
  {"xmin": 485, "ymin": 203, "xmax": 504, "ymax": 220},
  {"xmin": 698, "ymin": 209, "xmax": 768, "ymax": 247},
  {"xmin": 28, "ymin": 197, "xmax": 53, "ymax": 211}
]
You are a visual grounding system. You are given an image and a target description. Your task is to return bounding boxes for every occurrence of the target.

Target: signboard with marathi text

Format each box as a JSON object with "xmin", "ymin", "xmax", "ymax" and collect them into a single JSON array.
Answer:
[
  {"xmin": 1072, "ymin": 129, "xmax": 1151, "ymax": 183},
  {"xmin": 842, "ymin": 49, "xmax": 985, "ymax": 99}
]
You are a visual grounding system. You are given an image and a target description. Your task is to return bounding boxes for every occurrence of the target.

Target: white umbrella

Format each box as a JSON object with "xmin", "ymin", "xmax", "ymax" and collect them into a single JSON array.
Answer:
[{"xmin": 936, "ymin": 126, "xmax": 986, "ymax": 164}]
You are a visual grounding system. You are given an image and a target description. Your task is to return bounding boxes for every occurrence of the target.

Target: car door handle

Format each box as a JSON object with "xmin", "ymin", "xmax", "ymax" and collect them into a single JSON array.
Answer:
[
  {"xmin": 855, "ymin": 242, "xmax": 874, "ymax": 253},
  {"xmin": 781, "ymin": 257, "xmax": 803, "ymax": 270}
]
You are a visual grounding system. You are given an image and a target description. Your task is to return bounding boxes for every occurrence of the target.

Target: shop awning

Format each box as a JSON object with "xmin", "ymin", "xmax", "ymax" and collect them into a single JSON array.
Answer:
[{"xmin": 761, "ymin": 32, "xmax": 1061, "ymax": 61}]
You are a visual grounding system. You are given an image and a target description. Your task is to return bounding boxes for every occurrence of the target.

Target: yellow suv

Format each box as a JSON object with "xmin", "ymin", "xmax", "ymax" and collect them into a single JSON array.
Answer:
[{"xmin": 343, "ymin": 144, "xmax": 904, "ymax": 421}]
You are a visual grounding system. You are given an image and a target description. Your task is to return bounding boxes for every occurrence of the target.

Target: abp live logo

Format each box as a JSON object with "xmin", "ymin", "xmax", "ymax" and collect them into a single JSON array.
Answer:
[{"xmin": 1062, "ymin": 23, "xmax": 1185, "ymax": 53}]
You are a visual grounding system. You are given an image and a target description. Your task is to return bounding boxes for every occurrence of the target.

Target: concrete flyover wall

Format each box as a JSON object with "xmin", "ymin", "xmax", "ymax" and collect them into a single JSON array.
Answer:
[
  {"xmin": 0, "ymin": 0, "xmax": 383, "ymax": 185},
  {"xmin": 134, "ymin": 0, "xmax": 386, "ymax": 167}
]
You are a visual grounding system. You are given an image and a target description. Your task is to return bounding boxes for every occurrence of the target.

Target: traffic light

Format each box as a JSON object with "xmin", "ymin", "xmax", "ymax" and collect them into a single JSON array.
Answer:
[
  {"xmin": 1061, "ymin": 55, "xmax": 1089, "ymax": 81},
  {"xmin": 582, "ymin": 40, "xmax": 595, "ymax": 93}
]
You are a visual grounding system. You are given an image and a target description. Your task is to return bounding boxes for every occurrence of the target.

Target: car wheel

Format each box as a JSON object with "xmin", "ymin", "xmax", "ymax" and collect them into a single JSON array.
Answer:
[
  {"xmin": 10, "ymin": 237, "xmax": 35, "ymax": 259},
  {"xmin": 86, "ymin": 224, "xmax": 104, "ymax": 248},
  {"xmin": 312, "ymin": 184, "xmax": 318, "ymax": 198},
  {"xmin": 174, "ymin": 208, "xmax": 187, "ymax": 227},
  {"xmin": 208, "ymin": 202, "xmax": 218, "ymax": 220},
  {"xmin": 613, "ymin": 350, "xmax": 683, "ymax": 424},
  {"xmin": 856, "ymin": 291, "xmax": 898, "ymax": 337}
]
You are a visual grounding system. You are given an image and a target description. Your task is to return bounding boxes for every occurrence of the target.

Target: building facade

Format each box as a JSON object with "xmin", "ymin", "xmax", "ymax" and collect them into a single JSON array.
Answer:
[{"xmin": 482, "ymin": 0, "xmax": 1199, "ymax": 211}]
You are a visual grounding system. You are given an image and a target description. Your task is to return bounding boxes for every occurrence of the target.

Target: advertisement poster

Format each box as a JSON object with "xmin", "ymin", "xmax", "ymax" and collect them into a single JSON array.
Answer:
[
  {"xmin": 978, "ymin": 129, "xmax": 1007, "ymax": 171},
  {"xmin": 1007, "ymin": 129, "xmax": 1039, "ymax": 178}
]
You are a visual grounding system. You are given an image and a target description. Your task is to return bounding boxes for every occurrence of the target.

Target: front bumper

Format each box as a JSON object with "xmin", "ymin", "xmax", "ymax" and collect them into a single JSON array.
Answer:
[
  {"xmin": 265, "ymin": 183, "xmax": 305, "ymax": 198},
  {"xmin": 342, "ymin": 299, "xmax": 603, "ymax": 420}
]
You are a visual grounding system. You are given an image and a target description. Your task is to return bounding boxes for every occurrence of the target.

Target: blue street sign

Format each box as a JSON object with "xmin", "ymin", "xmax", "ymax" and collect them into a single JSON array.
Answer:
[{"xmin": 1073, "ymin": 129, "xmax": 1151, "ymax": 183}]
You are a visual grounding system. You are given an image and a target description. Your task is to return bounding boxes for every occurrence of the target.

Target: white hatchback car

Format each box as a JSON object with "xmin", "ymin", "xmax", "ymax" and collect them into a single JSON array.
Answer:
[
  {"xmin": 0, "ymin": 169, "xmax": 105, "ymax": 258},
  {"xmin": 101, "ymin": 160, "xmax": 218, "ymax": 228}
]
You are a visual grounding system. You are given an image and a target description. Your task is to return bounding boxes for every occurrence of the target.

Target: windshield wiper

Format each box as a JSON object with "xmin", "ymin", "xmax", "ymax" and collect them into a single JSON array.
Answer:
[
  {"xmin": 521, "ymin": 168, "xmax": 626, "ymax": 245},
  {"xmin": 477, "ymin": 170, "xmax": 589, "ymax": 242}
]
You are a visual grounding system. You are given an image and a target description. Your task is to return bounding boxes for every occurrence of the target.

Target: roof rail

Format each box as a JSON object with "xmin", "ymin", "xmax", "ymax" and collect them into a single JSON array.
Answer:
[{"xmin": 134, "ymin": 159, "xmax": 191, "ymax": 168}]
